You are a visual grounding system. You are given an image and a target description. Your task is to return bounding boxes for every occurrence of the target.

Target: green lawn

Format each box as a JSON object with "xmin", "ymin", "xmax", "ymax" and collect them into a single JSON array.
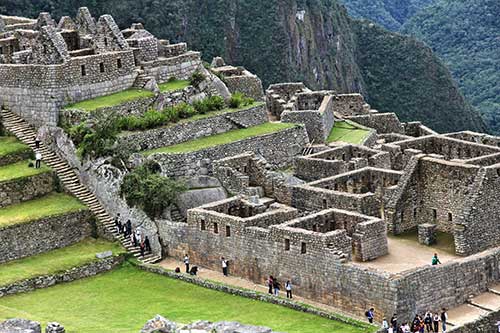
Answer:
[
  {"xmin": 0, "ymin": 264, "xmax": 373, "ymax": 333},
  {"xmin": 63, "ymin": 89, "xmax": 155, "ymax": 112},
  {"xmin": 0, "ymin": 238, "xmax": 124, "ymax": 286},
  {"xmin": 327, "ymin": 122, "xmax": 370, "ymax": 144},
  {"xmin": 0, "ymin": 160, "xmax": 50, "ymax": 182},
  {"xmin": 158, "ymin": 79, "xmax": 190, "ymax": 93},
  {"xmin": 143, "ymin": 122, "xmax": 296, "ymax": 155},
  {"xmin": 0, "ymin": 192, "xmax": 87, "ymax": 228},
  {"xmin": 0, "ymin": 137, "xmax": 30, "ymax": 157}
]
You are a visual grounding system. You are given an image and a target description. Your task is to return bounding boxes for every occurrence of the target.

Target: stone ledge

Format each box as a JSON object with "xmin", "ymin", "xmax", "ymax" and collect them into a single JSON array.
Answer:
[{"xmin": 0, "ymin": 255, "xmax": 125, "ymax": 298}]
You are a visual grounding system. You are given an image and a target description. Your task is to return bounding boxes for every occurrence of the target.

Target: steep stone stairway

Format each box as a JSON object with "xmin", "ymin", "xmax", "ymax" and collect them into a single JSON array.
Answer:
[{"xmin": 0, "ymin": 109, "xmax": 161, "ymax": 264}]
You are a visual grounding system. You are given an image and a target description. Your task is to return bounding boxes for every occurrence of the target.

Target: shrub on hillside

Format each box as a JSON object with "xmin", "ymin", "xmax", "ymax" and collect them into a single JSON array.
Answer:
[
  {"xmin": 120, "ymin": 161, "xmax": 186, "ymax": 219},
  {"xmin": 189, "ymin": 71, "xmax": 206, "ymax": 88},
  {"xmin": 228, "ymin": 92, "xmax": 254, "ymax": 109},
  {"xmin": 193, "ymin": 95, "xmax": 225, "ymax": 114}
]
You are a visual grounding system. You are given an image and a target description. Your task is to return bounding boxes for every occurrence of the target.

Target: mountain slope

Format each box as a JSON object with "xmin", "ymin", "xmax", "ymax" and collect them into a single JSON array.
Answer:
[
  {"xmin": 0, "ymin": 0, "xmax": 487, "ymax": 133},
  {"xmin": 340, "ymin": 0, "xmax": 435, "ymax": 30},
  {"xmin": 402, "ymin": 0, "xmax": 500, "ymax": 134}
]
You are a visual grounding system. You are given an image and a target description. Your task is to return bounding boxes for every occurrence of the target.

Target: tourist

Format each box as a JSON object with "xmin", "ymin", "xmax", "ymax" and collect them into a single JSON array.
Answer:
[
  {"xmin": 34, "ymin": 135, "xmax": 41, "ymax": 149},
  {"xmin": 267, "ymin": 276, "xmax": 274, "ymax": 294},
  {"xmin": 140, "ymin": 240, "xmax": 145, "ymax": 257},
  {"xmin": 125, "ymin": 220, "xmax": 132, "ymax": 237},
  {"xmin": 382, "ymin": 318, "xmax": 389, "ymax": 332},
  {"xmin": 273, "ymin": 278, "xmax": 281, "ymax": 296},
  {"xmin": 135, "ymin": 227, "xmax": 142, "ymax": 244},
  {"xmin": 184, "ymin": 254, "xmax": 190, "ymax": 273},
  {"xmin": 175, "ymin": 267, "xmax": 181, "ymax": 273},
  {"xmin": 432, "ymin": 312, "xmax": 440, "ymax": 333},
  {"xmin": 144, "ymin": 236, "xmax": 151, "ymax": 253},
  {"xmin": 390, "ymin": 314, "xmax": 398, "ymax": 331},
  {"xmin": 131, "ymin": 227, "xmax": 137, "ymax": 247},
  {"xmin": 114, "ymin": 214, "xmax": 122, "ymax": 234},
  {"xmin": 365, "ymin": 308, "xmax": 375, "ymax": 323},
  {"xmin": 431, "ymin": 253, "xmax": 441, "ymax": 265},
  {"xmin": 221, "ymin": 257, "xmax": 228, "ymax": 276},
  {"xmin": 402, "ymin": 322, "xmax": 411, "ymax": 333},
  {"xmin": 35, "ymin": 151, "xmax": 42, "ymax": 169},
  {"xmin": 424, "ymin": 311, "xmax": 433, "ymax": 332},
  {"xmin": 189, "ymin": 266, "xmax": 198, "ymax": 276},
  {"xmin": 285, "ymin": 280, "xmax": 292, "ymax": 299},
  {"xmin": 495, "ymin": 320, "xmax": 500, "ymax": 332},
  {"xmin": 440, "ymin": 309, "xmax": 447, "ymax": 332}
]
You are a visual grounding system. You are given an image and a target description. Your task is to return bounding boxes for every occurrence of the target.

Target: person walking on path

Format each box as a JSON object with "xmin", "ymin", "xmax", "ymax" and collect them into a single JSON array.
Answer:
[
  {"xmin": 285, "ymin": 280, "xmax": 293, "ymax": 299},
  {"xmin": 35, "ymin": 151, "xmax": 42, "ymax": 169},
  {"xmin": 140, "ymin": 240, "xmax": 145, "ymax": 258},
  {"xmin": 115, "ymin": 214, "xmax": 122, "ymax": 234},
  {"xmin": 267, "ymin": 276, "xmax": 274, "ymax": 294},
  {"xmin": 424, "ymin": 312, "xmax": 433, "ymax": 332},
  {"xmin": 131, "ymin": 227, "xmax": 137, "ymax": 247},
  {"xmin": 432, "ymin": 253, "xmax": 441, "ymax": 265},
  {"xmin": 34, "ymin": 135, "xmax": 41, "ymax": 149},
  {"xmin": 382, "ymin": 318, "xmax": 389, "ymax": 333},
  {"xmin": 221, "ymin": 257, "xmax": 228, "ymax": 276},
  {"xmin": 432, "ymin": 312, "xmax": 440, "ymax": 333},
  {"xmin": 273, "ymin": 278, "xmax": 281, "ymax": 296},
  {"xmin": 125, "ymin": 220, "xmax": 132, "ymax": 237},
  {"xmin": 144, "ymin": 236, "xmax": 151, "ymax": 253},
  {"xmin": 135, "ymin": 227, "xmax": 142, "ymax": 244},
  {"xmin": 366, "ymin": 308, "xmax": 375, "ymax": 323},
  {"xmin": 184, "ymin": 254, "xmax": 190, "ymax": 273},
  {"xmin": 440, "ymin": 309, "xmax": 448, "ymax": 332},
  {"xmin": 390, "ymin": 314, "xmax": 398, "ymax": 331},
  {"xmin": 495, "ymin": 321, "xmax": 500, "ymax": 332}
]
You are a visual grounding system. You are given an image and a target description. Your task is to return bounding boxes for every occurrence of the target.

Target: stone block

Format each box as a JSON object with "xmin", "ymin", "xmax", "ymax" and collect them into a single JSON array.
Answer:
[{"xmin": 418, "ymin": 223, "xmax": 437, "ymax": 245}]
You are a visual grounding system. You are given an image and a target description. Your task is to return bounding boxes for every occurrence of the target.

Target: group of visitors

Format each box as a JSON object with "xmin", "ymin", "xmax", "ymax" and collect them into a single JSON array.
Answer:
[
  {"xmin": 176, "ymin": 255, "xmax": 227, "ymax": 277},
  {"xmin": 266, "ymin": 276, "xmax": 292, "ymax": 298},
  {"xmin": 114, "ymin": 213, "xmax": 152, "ymax": 257},
  {"xmin": 373, "ymin": 309, "xmax": 449, "ymax": 333}
]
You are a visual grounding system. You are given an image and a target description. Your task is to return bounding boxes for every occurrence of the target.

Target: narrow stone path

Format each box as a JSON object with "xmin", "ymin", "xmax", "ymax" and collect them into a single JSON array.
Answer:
[
  {"xmin": 159, "ymin": 257, "xmax": 367, "ymax": 323},
  {"xmin": 447, "ymin": 290, "xmax": 500, "ymax": 327},
  {"xmin": 0, "ymin": 109, "xmax": 161, "ymax": 264}
]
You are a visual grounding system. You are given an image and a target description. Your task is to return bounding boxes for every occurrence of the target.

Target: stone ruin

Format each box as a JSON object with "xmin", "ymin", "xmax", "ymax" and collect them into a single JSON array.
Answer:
[{"xmin": 0, "ymin": 8, "xmax": 499, "ymax": 327}]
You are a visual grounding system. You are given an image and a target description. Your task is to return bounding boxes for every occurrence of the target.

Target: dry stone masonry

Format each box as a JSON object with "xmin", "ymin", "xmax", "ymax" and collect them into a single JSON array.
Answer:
[{"xmin": 1, "ymin": 8, "xmax": 500, "ymax": 330}]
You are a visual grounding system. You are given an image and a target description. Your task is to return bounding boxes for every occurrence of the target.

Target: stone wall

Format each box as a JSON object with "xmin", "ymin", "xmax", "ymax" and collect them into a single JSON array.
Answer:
[
  {"xmin": 0, "ymin": 146, "xmax": 31, "ymax": 167},
  {"xmin": 0, "ymin": 171, "xmax": 55, "ymax": 208},
  {"xmin": 449, "ymin": 308, "xmax": 500, "ymax": 333},
  {"xmin": 0, "ymin": 50, "xmax": 137, "ymax": 126},
  {"xmin": 117, "ymin": 104, "xmax": 268, "ymax": 152},
  {"xmin": 0, "ymin": 255, "xmax": 124, "ymax": 297},
  {"xmin": 143, "ymin": 52, "xmax": 201, "ymax": 82},
  {"xmin": 331, "ymin": 94, "xmax": 369, "ymax": 117},
  {"xmin": 346, "ymin": 113, "xmax": 404, "ymax": 134},
  {"xmin": 0, "ymin": 209, "xmax": 93, "ymax": 264},
  {"xmin": 148, "ymin": 125, "xmax": 309, "ymax": 177},
  {"xmin": 395, "ymin": 247, "xmax": 500, "ymax": 320},
  {"xmin": 224, "ymin": 74, "xmax": 264, "ymax": 101}
]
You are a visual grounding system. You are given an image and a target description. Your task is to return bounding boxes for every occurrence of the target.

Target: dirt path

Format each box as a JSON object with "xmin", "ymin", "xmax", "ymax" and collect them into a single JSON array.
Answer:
[{"xmin": 159, "ymin": 257, "xmax": 367, "ymax": 323}]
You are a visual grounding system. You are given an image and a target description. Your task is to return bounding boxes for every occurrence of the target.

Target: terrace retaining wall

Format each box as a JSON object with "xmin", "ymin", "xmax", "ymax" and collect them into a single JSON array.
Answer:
[
  {"xmin": 0, "ymin": 209, "xmax": 93, "ymax": 264},
  {"xmin": 117, "ymin": 104, "xmax": 268, "ymax": 152},
  {"xmin": 0, "ymin": 255, "xmax": 124, "ymax": 298},
  {"xmin": 148, "ymin": 125, "xmax": 309, "ymax": 177},
  {"xmin": 0, "ymin": 171, "xmax": 55, "ymax": 208}
]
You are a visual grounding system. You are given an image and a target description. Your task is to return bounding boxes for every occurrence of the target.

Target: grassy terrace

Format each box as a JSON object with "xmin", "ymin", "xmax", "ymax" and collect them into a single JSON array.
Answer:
[
  {"xmin": 0, "ymin": 193, "xmax": 87, "ymax": 228},
  {"xmin": 143, "ymin": 122, "xmax": 296, "ymax": 155},
  {"xmin": 327, "ymin": 122, "xmax": 370, "ymax": 144},
  {"xmin": 0, "ymin": 137, "xmax": 30, "ymax": 157},
  {"xmin": 120, "ymin": 102, "xmax": 264, "ymax": 134},
  {"xmin": 0, "ymin": 160, "xmax": 50, "ymax": 182},
  {"xmin": 0, "ymin": 264, "xmax": 373, "ymax": 333},
  {"xmin": 63, "ymin": 89, "xmax": 155, "ymax": 112},
  {"xmin": 0, "ymin": 238, "xmax": 124, "ymax": 286},
  {"xmin": 158, "ymin": 79, "xmax": 190, "ymax": 93}
]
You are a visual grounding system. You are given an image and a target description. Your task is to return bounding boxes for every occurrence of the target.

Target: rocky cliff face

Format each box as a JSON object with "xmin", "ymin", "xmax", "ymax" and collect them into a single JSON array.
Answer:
[{"xmin": 2, "ymin": 0, "xmax": 487, "ymax": 133}]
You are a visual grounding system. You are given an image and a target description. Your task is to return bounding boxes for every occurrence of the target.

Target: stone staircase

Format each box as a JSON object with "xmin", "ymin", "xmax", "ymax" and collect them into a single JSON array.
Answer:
[
  {"xmin": 0, "ymin": 109, "xmax": 161, "ymax": 264},
  {"xmin": 133, "ymin": 69, "xmax": 155, "ymax": 89}
]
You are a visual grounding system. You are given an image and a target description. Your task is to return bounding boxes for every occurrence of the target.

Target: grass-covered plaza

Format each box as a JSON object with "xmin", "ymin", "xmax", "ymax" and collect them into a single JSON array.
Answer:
[{"xmin": 0, "ymin": 263, "xmax": 374, "ymax": 333}]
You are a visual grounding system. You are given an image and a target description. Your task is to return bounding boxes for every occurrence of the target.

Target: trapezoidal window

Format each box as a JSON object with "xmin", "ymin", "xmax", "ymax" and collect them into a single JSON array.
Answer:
[
  {"xmin": 322, "ymin": 199, "xmax": 327, "ymax": 209},
  {"xmin": 432, "ymin": 209, "xmax": 437, "ymax": 221},
  {"xmin": 117, "ymin": 58, "xmax": 122, "ymax": 69},
  {"xmin": 226, "ymin": 225, "xmax": 231, "ymax": 237},
  {"xmin": 99, "ymin": 62, "xmax": 105, "ymax": 73},
  {"xmin": 214, "ymin": 222, "xmax": 219, "ymax": 234},
  {"xmin": 448, "ymin": 212, "xmax": 453, "ymax": 222},
  {"xmin": 301, "ymin": 242, "xmax": 307, "ymax": 254},
  {"xmin": 81, "ymin": 65, "xmax": 86, "ymax": 76},
  {"xmin": 200, "ymin": 219, "xmax": 206, "ymax": 231},
  {"xmin": 285, "ymin": 239, "xmax": 290, "ymax": 251}
]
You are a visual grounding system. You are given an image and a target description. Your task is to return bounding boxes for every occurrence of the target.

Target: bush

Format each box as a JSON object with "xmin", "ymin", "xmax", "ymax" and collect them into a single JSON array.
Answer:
[
  {"xmin": 189, "ymin": 70, "xmax": 206, "ymax": 88},
  {"xmin": 70, "ymin": 113, "xmax": 119, "ymax": 159},
  {"xmin": 167, "ymin": 76, "xmax": 177, "ymax": 82},
  {"xmin": 175, "ymin": 103, "xmax": 197, "ymax": 119},
  {"xmin": 193, "ymin": 95, "xmax": 225, "ymax": 114},
  {"xmin": 228, "ymin": 92, "xmax": 255, "ymax": 109},
  {"xmin": 120, "ymin": 161, "xmax": 186, "ymax": 219}
]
